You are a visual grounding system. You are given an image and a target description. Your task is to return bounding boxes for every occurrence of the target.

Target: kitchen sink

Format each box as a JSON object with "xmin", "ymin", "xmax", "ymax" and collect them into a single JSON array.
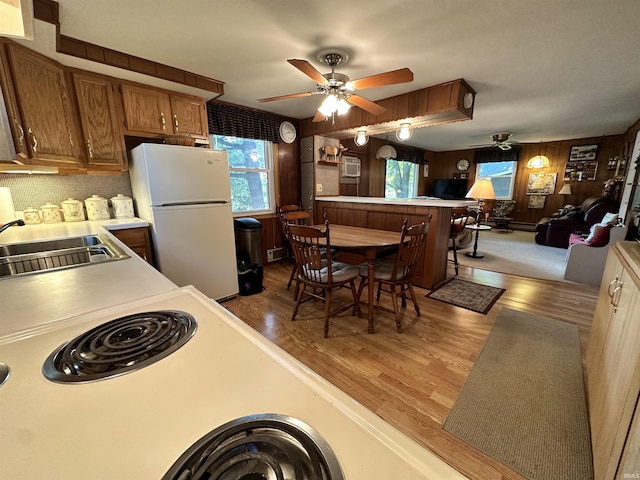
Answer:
[
  {"xmin": 0, "ymin": 234, "xmax": 129, "ymax": 278},
  {"xmin": 0, "ymin": 235, "xmax": 103, "ymax": 257}
]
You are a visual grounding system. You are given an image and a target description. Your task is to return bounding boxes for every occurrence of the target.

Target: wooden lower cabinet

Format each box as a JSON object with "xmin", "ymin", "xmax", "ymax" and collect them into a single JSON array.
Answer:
[
  {"xmin": 110, "ymin": 227, "xmax": 154, "ymax": 266},
  {"xmin": 315, "ymin": 200, "xmax": 451, "ymax": 289},
  {"xmin": 586, "ymin": 242, "xmax": 640, "ymax": 480}
]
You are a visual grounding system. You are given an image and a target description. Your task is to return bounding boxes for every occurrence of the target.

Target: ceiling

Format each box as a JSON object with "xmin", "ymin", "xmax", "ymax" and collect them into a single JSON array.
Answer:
[{"xmin": 27, "ymin": 0, "xmax": 640, "ymax": 151}]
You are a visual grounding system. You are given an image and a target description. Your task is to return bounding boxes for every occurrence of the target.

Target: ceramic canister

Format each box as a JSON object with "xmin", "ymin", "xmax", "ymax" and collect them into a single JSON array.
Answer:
[
  {"xmin": 61, "ymin": 198, "xmax": 85, "ymax": 222},
  {"xmin": 85, "ymin": 195, "xmax": 110, "ymax": 221},
  {"xmin": 23, "ymin": 207, "xmax": 42, "ymax": 225},
  {"xmin": 110, "ymin": 194, "xmax": 134, "ymax": 219},
  {"xmin": 40, "ymin": 203, "xmax": 62, "ymax": 223}
]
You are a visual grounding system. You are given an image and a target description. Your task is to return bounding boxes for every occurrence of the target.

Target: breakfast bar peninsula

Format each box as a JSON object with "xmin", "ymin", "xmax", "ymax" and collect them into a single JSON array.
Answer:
[{"xmin": 315, "ymin": 196, "xmax": 476, "ymax": 289}]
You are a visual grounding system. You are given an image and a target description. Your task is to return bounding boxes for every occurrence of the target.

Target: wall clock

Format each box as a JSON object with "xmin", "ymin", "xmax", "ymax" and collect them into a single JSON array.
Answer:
[
  {"xmin": 279, "ymin": 121, "xmax": 297, "ymax": 144},
  {"xmin": 456, "ymin": 158, "xmax": 470, "ymax": 171}
]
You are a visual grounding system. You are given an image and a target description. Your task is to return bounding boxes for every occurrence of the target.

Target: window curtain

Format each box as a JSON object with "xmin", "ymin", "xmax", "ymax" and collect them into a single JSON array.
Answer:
[
  {"xmin": 207, "ymin": 101, "xmax": 284, "ymax": 143},
  {"xmin": 473, "ymin": 147, "xmax": 521, "ymax": 163}
]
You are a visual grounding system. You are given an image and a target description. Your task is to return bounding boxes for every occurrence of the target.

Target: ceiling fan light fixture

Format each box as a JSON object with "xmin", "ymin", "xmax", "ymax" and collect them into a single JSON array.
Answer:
[
  {"xmin": 396, "ymin": 123, "xmax": 413, "ymax": 141},
  {"xmin": 354, "ymin": 130, "xmax": 369, "ymax": 146},
  {"xmin": 318, "ymin": 94, "xmax": 338, "ymax": 116},
  {"xmin": 527, "ymin": 155, "xmax": 550, "ymax": 169},
  {"xmin": 337, "ymin": 97, "xmax": 351, "ymax": 115}
]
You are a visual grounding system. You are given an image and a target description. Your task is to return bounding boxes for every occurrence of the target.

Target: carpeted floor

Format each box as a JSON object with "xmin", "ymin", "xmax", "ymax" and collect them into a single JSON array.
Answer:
[
  {"xmin": 453, "ymin": 230, "xmax": 568, "ymax": 281},
  {"xmin": 443, "ymin": 308, "xmax": 593, "ymax": 480},
  {"xmin": 426, "ymin": 278, "xmax": 505, "ymax": 314}
]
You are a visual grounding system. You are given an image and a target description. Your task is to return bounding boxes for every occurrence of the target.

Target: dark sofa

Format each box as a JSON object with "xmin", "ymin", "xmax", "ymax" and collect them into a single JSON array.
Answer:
[{"xmin": 534, "ymin": 196, "xmax": 618, "ymax": 248}]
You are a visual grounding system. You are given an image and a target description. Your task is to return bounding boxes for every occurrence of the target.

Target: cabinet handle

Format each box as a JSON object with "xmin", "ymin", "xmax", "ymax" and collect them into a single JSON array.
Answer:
[
  {"xmin": 86, "ymin": 138, "xmax": 93, "ymax": 158},
  {"xmin": 607, "ymin": 276, "xmax": 619, "ymax": 300},
  {"xmin": 14, "ymin": 119, "xmax": 25, "ymax": 148},
  {"xmin": 28, "ymin": 128, "xmax": 38, "ymax": 153},
  {"xmin": 173, "ymin": 114, "xmax": 179, "ymax": 131},
  {"xmin": 612, "ymin": 281, "xmax": 623, "ymax": 313},
  {"xmin": 160, "ymin": 112, "xmax": 166, "ymax": 130}
]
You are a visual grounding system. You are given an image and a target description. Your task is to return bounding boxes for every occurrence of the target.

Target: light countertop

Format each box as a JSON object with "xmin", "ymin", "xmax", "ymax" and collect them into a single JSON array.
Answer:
[
  {"xmin": 0, "ymin": 218, "xmax": 177, "ymax": 339},
  {"xmin": 316, "ymin": 195, "xmax": 476, "ymax": 208}
]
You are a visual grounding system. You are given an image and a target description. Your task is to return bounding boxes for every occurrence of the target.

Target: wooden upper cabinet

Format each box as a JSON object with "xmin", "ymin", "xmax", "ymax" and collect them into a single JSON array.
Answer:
[
  {"xmin": 5, "ymin": 43, "xmax": 83, "ymax": 166},
  {"xmin": 121, "ymin": 83, "xmax": 172, "ymax": 135},
  {"xmin": 0, "ymin": 43, "xmax": 29, "ymax": 161},
  {"xmin": 121, "ymin": 82, "xmax": 209, "ymax": 141},
  {"xmin": 72, "ymin": 72, "xmax": 127, "ymax": 170},
  {"xmin": 169, "ymin": 93, "xmax": 209, "ymax": 139}
]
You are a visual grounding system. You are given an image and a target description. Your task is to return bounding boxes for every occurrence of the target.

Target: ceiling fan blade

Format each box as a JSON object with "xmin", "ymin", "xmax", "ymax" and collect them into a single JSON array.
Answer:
[
  {"xmin": 287, "ymin": 59, "xmax": 329, "ymax": 85},
  {"xmin": 349, "ymin": 68, "xmax": 414, "ymax": 90},
  {"xmin": 348, "ymin": 95, "xmax": 387, "ymax": 116},
  {"xmin": 312, "ymin": 111, "xmax": 326, "ymax": 123},
  {"xmin": 256, "ymin": 91, "xmax": 317, "ymax": 103}
]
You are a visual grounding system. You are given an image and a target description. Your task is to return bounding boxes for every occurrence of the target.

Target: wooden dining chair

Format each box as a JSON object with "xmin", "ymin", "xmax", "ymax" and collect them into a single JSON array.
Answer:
[
  {"xmin": 356, "ymin": 218, "xmax": 430, "ymax": 333},
  {"xmin": 288, "ymin": 221, "xmax": 361, "ymax": 338},
  {"xmin": 278, "ymin": 207, "xmax": 312, "ymax": 291}
]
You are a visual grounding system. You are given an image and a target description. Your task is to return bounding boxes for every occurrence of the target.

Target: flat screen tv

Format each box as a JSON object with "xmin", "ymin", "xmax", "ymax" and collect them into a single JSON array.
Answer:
[{"xmin": 432, "ymin": 179, "xmax": 469, "ymax": 200}]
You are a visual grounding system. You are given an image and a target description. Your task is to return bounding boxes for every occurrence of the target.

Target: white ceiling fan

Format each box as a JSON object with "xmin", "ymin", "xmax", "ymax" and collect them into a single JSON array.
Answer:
[{"xmin": 469, "ymin": 133, "xmax": 518, "ymax": 151}]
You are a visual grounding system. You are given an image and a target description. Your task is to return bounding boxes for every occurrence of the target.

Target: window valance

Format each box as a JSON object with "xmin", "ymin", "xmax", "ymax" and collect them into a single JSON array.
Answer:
[
  {"xmin": 390, "ymin": 142, "xmax": 425, "ymax": 164},
  {"xmin": 473, "ymin": 147, "xmax": 521, "ymax": 163},
  {"xmin": 207, "ymin": 101, "xmax": 285, "ymax": 143}
]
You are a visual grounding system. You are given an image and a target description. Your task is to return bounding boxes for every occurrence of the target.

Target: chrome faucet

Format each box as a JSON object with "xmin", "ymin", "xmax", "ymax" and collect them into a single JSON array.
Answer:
[{"xmin": 0, "ymin": 219, "xmax": 25, "ymax": 234}]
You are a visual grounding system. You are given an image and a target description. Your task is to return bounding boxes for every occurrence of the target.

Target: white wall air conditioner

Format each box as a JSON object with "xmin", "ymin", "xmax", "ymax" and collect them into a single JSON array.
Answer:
[{"xmin": 342, "ymin": 156, "xmax": 360, "ymax": 177}]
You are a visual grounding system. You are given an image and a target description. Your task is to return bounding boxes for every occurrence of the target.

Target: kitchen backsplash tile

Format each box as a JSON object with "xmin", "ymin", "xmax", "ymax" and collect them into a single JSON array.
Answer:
[{"xmin": 0, "ymin": 173, "xmax": 132, "ymax": 212}]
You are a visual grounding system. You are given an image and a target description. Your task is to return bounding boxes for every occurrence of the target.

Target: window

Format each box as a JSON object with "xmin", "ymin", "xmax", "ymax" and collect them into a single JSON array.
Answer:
[
  {"xmin": 211, "ymin": 134, "xmax": 275, "ymax": 215},
  {"xmin": 385, "ymin": 159, "xmax": 418, "ymax": 199},
  {"xmin": 475, "ymin": 161, "xmax": 518, "ymax": 200}
]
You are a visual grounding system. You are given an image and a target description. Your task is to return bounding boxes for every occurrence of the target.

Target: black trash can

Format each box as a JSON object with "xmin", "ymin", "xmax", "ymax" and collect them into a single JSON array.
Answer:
[{"xmin": 234, "ymin": 218, "xmax": 263, "ymax": 295}]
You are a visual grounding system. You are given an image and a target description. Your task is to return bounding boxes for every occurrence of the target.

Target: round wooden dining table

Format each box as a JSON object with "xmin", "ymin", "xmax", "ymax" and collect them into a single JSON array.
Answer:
[{"xmin": 315, "ymin": 224, "xmax": 403, "ymax": 333}]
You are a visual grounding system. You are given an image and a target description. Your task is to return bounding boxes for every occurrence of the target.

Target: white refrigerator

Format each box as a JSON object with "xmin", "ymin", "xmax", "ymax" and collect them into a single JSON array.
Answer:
[{"xmin": 129, "ymin": 143, "xmax": 238, "ymax": 300}]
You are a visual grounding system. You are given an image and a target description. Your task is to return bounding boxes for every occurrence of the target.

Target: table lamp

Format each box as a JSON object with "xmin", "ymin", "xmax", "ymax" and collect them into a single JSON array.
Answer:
[
  {"xmin": 558, "ymin": 183, "xmax": 572, "ymax": 205},
  {"xmin": 465, "ymin": 179, "xmax": 495, "ymax": 223}
]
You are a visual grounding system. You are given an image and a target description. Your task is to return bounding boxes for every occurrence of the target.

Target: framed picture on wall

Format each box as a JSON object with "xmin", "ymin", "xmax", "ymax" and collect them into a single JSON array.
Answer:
[
  {"xmin": 569, "ymin": 144, "xmax": 598, "ymax": 162},
  {"xmin": 527, "ymin": 172, "xmax": 557, "ymax": 195},
  {"xmin": 528, "ymin": 195, "xmax": 546, "ymax": 209}
]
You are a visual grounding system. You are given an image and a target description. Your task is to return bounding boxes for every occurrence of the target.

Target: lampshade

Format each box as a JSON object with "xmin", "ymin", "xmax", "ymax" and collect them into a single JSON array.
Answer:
[
  {"xmin": 465, "ymin": 179, "xmax": 495, "ymax": 200},
  {"xmin": 527, "ymin": 155, "xmax": 550, "ymax": 168},
  {"xmin": 376, "ymin": 145, "xmax": 397, "ymax": 160},
  {"xmin": 396, "ymin": 123, "xmax": 412, "ymax": 141},
  {"xmin": 354, "ymin": 130, "xmax": 369, "ymax": 147},
  {"xmin": 558, "ymin": 184, "xmax": 572, "ymax": 195}
]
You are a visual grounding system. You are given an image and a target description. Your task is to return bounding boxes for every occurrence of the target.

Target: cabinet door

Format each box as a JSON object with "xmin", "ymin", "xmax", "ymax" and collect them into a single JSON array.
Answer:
[
  {"xmin": 169, "ymin": 94, "xmax": 209, "ymax": 139},
  {"xmin": 110, "ymin": 227, "xmax": 154, "ymax": 266},
  {"xmin": 121, "ymin": 83, "xmax": 172, "ymax": 135},
  {"xmin": 587, "ymin": 247, "xmax": 640, "ymax": 480},
  {"xmin": 6, "ymin": 43, "xmax": 83, "ymax": 166},
  {"xmin": 72, "ymin": 73, "xmax": 127, "ymax": 170},
  {"xmin": 0, "ymin": 43, "xmax": 29, "ymax": 161}
]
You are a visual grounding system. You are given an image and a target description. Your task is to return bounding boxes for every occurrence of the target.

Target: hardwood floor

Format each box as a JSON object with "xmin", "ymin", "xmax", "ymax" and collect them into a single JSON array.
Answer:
[{"xmin": 222, "ymin": 261, "xmax": 600, "ymax": 480}]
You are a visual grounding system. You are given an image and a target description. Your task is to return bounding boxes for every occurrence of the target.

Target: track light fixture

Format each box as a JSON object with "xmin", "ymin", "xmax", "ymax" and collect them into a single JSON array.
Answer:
[
  {"xmin": 396, "ymin": 123, "xmax": 412, "ymax": 141},
  {"xmin": 353, "ymin": 130, "xmax": 369, "ymax": 146}
]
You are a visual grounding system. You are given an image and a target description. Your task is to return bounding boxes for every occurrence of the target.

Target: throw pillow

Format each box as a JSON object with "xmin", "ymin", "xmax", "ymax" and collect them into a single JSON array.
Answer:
[
  {"xmin": 586, "ymin": 224, "xmax": 612, "ymax": 247},
  {"xmin": 601, "ymin": 212, "xmax": 619, "ymax": 225},
  {"xmin": 584, "ymin": 223, "xmax": 604, "ymax": 243}
]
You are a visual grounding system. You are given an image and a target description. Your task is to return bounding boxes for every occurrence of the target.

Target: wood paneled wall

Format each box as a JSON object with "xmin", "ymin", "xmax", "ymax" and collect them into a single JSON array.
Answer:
[{"xmin": 429, "ymin": 136, "xmax": 627, "ymax": 224}]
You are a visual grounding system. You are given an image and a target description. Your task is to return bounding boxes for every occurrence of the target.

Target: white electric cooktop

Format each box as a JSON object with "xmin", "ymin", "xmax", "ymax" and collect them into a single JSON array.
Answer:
[{"xmin": 0, "ymin": 286, "xmax": 466, "ymax": 479}]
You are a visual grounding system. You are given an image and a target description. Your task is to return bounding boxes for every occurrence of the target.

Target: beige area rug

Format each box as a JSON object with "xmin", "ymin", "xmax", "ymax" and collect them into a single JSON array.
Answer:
[
  {"xmin": 443, "ymin": 308, "xmax": 593, "ymax": 480},
  {"xmin": 426, "ymin": 278, "xmax": 505, "ymax": 314},
  {"xmin": 453, "ymin": 230, "xmax": 568, "ymax": 281}
]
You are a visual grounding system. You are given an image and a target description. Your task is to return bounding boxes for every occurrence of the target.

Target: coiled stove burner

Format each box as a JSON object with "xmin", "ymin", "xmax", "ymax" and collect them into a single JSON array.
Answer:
[
  {"xmin": 163, "ymin": 413, "xmax": 344, "ymax": 480},
  {"xmin": 42, "ymin": 310, "xmax": 196, "ymax": 383}
]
